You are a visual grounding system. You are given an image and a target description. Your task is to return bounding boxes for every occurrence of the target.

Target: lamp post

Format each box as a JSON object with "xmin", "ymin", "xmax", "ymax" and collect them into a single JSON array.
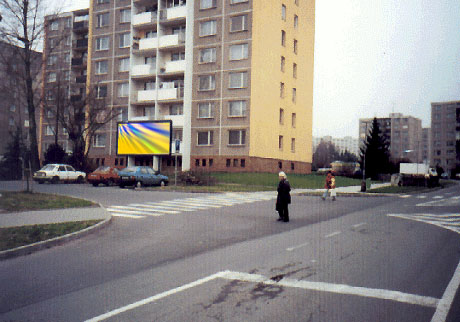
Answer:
[{"xmin": 361, "ymin": 152, "xmax": 366, "ymax": 192}]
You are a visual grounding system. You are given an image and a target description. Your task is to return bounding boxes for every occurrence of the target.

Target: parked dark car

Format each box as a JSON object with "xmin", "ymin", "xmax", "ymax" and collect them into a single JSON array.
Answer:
[
  {"xmin": 87, "ymin": 166, "xmax": 120, "ymax": 186},
  {"xmin": 118, "ymin": 166, "xmax": 169, "ymax": 188}
]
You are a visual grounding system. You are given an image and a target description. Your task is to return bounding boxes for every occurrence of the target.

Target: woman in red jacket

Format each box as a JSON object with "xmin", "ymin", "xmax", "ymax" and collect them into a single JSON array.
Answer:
[{"xmin": 322, "ymin": 171, "xmax": 336, "ymax": 201}]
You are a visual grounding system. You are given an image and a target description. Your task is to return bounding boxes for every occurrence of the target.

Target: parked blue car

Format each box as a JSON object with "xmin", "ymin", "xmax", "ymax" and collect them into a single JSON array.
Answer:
[{"xmin": 118, "ymin": 166, "xmax": 169, "ymax": 188}]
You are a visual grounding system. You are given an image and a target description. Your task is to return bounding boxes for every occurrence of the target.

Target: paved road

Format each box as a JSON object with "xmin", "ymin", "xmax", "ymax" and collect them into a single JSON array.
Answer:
[{"xmin": 1, "ymin": 181, "xmax": 459, "ymax": 321}]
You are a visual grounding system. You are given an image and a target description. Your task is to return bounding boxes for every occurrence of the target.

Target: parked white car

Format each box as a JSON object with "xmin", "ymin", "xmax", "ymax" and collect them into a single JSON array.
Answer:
[{"xmin": 33, "ymin": 164, "xmax": 86, "ymax": 184}]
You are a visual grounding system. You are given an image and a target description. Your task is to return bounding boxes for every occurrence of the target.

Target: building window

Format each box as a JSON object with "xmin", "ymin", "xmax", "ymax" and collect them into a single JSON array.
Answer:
[
  {"xmin": 281, "ymin": 56, "xmax": 285, "ymax": 72},
  {"xmin": 233, "ymin": 159, "xmax": 239, "ymax": 167},
  {"xmin": 291, "ymin": 138, "xmax": 296, "ymax": 152},
  {"xmin": 95, "ymin": 60, "xmax": 108, "ymax": 74},
  {"xmin": 48, "ymin": 55, "xmax": 57, "ymax": 65},
  {"xmin": 119, "ymin": 57, "xmax": 130, "ymax": 72},
  {"xmin": 292, "ymin": 88, "xmax": 296, "ymax": 103},
  {"xmin": 48, "ymin": 72, "xmax": 57, "ymax": 83},
  {"xmin": 226, "ymin": 159, "xmax": 231, "ymax": 167},
  {"xmin": 97, "ymin": 0, "xmax": 109, "ymax": 3},
  {"xmin": 229, "ymin": 71, "xmax": 248, "ymax": 88},
  {"xmin": 230, "ymin": 15, "xmax": 248, "ymax": 32},
  {"xmin": 200, "ymin": 0, "xmax": 217, "ymax": 9},
  {"xmin": 47, "ymin": 91, "xmax": 55, "ymax": 101},
  {"xmin": 50, "ymin": 20, "xmax": 59, "ymax": 31},
  {"xmin": 198, "ymin": 75, "xmax": 216, "ymax": 91},
  {"xmin": 292, "ymin": 113, "xmax": 296, "ymax": 128},
  {"xmin": 291, "ymin": 162, "xmax": 295, "ymax": 170},
  {"xmin": 96, "ymin": 36, "xmax": 109, "ymax": 50},
  {"xmin": 9, "ymin": 105, "xmax": 16, "ymax": 112},
  {"xmin": 229, "ymin": 130, "xmax": 246, "ymax": 145},
  {"xmin": 280, "ymin": 82, "xmax": 285, "ymax": 98},
  {"xmin": 46, "ymin": 125, "xmax": 55, "ymax": 136},
  {"xmin": 293, "ymin": 63, "xmax": 297, "ymax": 78},
  {"xmin": 278, "ymin": 161, "xmax": 283, "ymax": 169},
  {"xmin": 241, "ymin": 159, "xmax": 245, "ymax": 167},
  {"xmin": 202, "ymin": 159, "xmax": 207, "ymax": 167},
  {"xmin": 282, "ymin": 4, "xmax": 286, "ymax": 21},
  {"xmin": 199, "ymin": 20, "xmax": 217, "ymax": 37},
  {"xmin": 93, "ymin": 134, "xmax": 106, "ymax": 147},
  {"xmin": 229, "ymin": 100, "xmax": 246, "ymax": 117},
  {"xmin": 294, "ymin": 39, "xmax": 298, "ymax": 54},
  {"xmin": 198, "ymin": 131, "xmax": 214, "ymax": 146},
  {"xmin": 119, "ymin": 33, "xmax": 131, "ymax": 48},
  {"xmin": 64, "ymin": 36, "xmax": 71, "ymax": 46},
  {"xmin": 96, "ymin": 85, "xmax": 108, "ymax": 98},
  {"xmin": 198, "ymin": 102, "xmax": 213, "ymax": 118},
  {"xmin": 118, "ymin": 83, "xmax": 129, "ymax": 97},
  {"xmin": 171, "ymin": 52, "xmax": 185, "ymax": 61},
  {"xmin": 294, "ymin": 15, "xmax": 298, "ymax": 28},
  {"xmin": 64, "ymin": 53, "xmax": 71, "ymax": 63},
  {"xmin": 231, "ymin": 0, "xmax": 248, "ymax": 3},
  {"xmin": 120, "ymin": 9, "xmax": 131, "ymax": 23},
  {"xmin": 97, "ymin": 13, "xmax": 110, "ymax": 28},
  {"xmin": 8, "ymin": 117, "xmax": 15, "ymax": 126},
  {"xmin": 169, "ymin": 104, "xmax": 183, "ymax": 115},
  {"xmin": 279, "ymin": 135, "xmax": 283, "ymax": 150},
  {"xmin": 199, "ymin": 47, "xmax": 216, "ymax": 63},
  {"xmin": 229, "ymin": 43, "xmax": 248, "ymax": 60},
  {"xmin": 281, "ymin": 30, "xmax": 286, "ymax": 46},
  {"xmin": 280, "ymin": 108, "xmax": 284, "ymax": 124}
]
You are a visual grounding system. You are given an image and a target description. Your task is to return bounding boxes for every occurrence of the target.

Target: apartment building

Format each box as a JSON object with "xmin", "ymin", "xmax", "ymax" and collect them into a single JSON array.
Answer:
[
  {"xmin": 40, "ymin": 9, "xmax": 90, "ymax": 158},
  {"xmin": 312, "ymin": 136, "xmax": 359, "ymax": 156},
  {"xmin": 41, "ymin": 0, "xmax": 315, "ymax": 173},
  {"xmin": 431, "ymin": 101, "xmax": 460, "ymax": 173},
  {"xmin": 0, "ymin": 41, "xmax": 41, "ymax": 158},
  {"xmin": 359, "ymin": 113, "xmax": 423, "ymax": 162}
]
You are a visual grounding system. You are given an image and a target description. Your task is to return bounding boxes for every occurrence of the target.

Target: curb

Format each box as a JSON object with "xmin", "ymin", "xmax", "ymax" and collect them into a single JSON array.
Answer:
[{"xmin": 0, "ymin": 205, "xmax": 112, "ymax": 261}]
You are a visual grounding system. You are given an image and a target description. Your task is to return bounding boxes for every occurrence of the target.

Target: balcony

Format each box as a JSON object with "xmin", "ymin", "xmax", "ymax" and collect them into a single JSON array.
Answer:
[
  {"xmin": 137, "ymin": 33, "xmax": 185, "ymax": 51},
  {"xmin": 73, "ymin": 38, "xmax": 88, "ymax": 50},
  {"xmin": 160, "ymin": 60, "xmax": 185, "ymax": 74},
  {"xmin": 132, "ymin": 11, "xmax": 157, "ymax": 28},
  {"xmin": 75, "ymin": 75, "xmax": 87, "ymax": 83},
  {"xmin": 131, "ymin": 64, "xmax": 156, "ymax": 79},
  {"xmin": 73, "ymin": 20, "xmax": 88, "ymax": 32},
  {"xmin": 136, "ymin": 87, "xmax": 184, "ymax": 103},
  {"xmin": 71, "ymin": 57, "xmax": 87, "ymax": 68},
  {"xmin": 160, "ymin": 5, "xmax": 187, "ymax": 22},
  {"xmin": 171, "ymin": 140, "xmax": 183, "ymax": 154},
  {"xmin": 137, "ymin": 89, "xmax": 156, "ymax": 103},
  {"xmin": 163, "ymin": 114, "xmax": 184, "ymax": 127},
  {"xmin": 70, "ymin": 94, "xmax": 82, "ymax": 102}
]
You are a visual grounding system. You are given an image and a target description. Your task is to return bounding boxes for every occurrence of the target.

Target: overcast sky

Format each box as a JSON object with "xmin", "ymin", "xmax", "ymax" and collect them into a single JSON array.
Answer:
[{"xmin": 65, "ymin": 0, "xmax": 460, "ymax": 139}]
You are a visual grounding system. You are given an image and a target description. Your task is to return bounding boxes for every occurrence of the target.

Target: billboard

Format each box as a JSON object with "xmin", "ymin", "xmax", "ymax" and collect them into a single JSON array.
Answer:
[{"xmin": 117, "ymin": 121, "xmax": 172, "ymax": 156}]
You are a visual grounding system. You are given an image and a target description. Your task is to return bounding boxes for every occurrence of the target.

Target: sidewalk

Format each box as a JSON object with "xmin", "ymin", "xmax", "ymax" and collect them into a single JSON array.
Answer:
[
  {"xmin": 0, "ymin": 206, "xmax": 110, "ymax": 228},
  {"xmin": 293, "ymin": 182, "xmax": 392, "ymax": 194}
]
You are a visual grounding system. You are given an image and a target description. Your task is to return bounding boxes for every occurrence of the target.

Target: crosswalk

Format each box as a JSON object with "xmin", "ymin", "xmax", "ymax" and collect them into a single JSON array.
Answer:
[
  {"xmin": 106, "ymin": 191, "xmax": 278, "ymax": 219},
  {"xmin": 388, "ymin": 213, "xmax": 460, "ymax": 235}
]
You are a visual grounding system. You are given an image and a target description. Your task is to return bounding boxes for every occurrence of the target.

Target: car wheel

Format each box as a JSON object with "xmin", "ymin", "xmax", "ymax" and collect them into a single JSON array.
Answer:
[
  {"xmin": 136, "ymin": 181, "xmax": 142, "ymax": 188},
  {"xmin": 38, "ymin": 181, "xmax": 44, "ymax": 184},
  {"xmin": 120, "ymin": 183, "xmax": 125, "ymax": 188},
  {"xmin": 106, "ymin": 179, "xmax": 114, "ymax": 186},
  {"xmin": 92, "ymin": 182, "xmax": 99, "ymax": 187},
  {"xmin": 51, "ymin": 176, "xmax": 59, "ymax": 184},
  {"xmin": 77, "ymin": 176, "xmax": 84, "ymax": 184},
  {"xmin": 160, "ymin": 180, "xmax": 166, "ymax": 187}
]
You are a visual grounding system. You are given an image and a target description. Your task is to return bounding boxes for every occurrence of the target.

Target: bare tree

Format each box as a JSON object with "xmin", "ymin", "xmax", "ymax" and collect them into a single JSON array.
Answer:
[{"xmin": 0, "ymin": 0, "xmax": 66, "ymax": 171}]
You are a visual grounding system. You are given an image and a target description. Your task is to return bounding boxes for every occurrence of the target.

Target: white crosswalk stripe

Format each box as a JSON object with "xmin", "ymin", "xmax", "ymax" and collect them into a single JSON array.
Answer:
[
  {"xmin": 106, "ymin": 191, "xmax": 278, "ymax": 219},
  {"xmin": 416, "ymin": 196, "xmax": 460, "ymax": 207},
  {"xmin": 388, "ymin": 213, "xmax": 460, "ymax": 235}
]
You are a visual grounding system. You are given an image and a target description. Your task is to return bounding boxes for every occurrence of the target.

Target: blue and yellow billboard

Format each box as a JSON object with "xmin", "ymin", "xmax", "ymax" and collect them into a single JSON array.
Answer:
[{"xmin": 117, "ymin": 121, "xmax": 172, "ymax": 156}]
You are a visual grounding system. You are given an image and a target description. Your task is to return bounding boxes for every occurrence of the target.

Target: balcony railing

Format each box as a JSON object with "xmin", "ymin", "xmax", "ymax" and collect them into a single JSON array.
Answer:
[
  {"xmin": 136, "ymin": 87, "xmax": 184, "ymax": 103},
  {"xmin": 73, "ymin": 20, "xmax": 89, "ymax": 31},
  {"xmin": 160, "ymin": 5, "xmax": 187, "ymax": 21},
  {"xmin": 131, "ymin": 64, "xmax": 156, "ymax": 78},
  {"xmin": 161, "ymin": 60, "xmax": 185, "ymax": 74},
  {"xmin": 132, "ymin": 11, "xmax": 157, "ymax": 27},
  {"xmin": 74, "ymin": 38, "xmax": 88, "ymax": 49},
  {"xmin": 163, "ymin": 114, "xmax": 184, "ymax": 127},
  {"xmin": 75, "ymin": 75, "xmax": 87, "ymax": 83},
  {"xmin": 71, "ymin": 57, "xmax": 87, "ymax": 67},
  {"xmin": 138, "ymin": 33, "xmax": 185, "ymax": 51}
]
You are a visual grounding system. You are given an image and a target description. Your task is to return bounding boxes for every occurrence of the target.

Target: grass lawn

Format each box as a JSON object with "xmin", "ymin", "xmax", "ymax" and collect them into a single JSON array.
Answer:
[
  {"xmin": 0, "ymin": 191, "xmax": 94, "ymax": 212},
  {"xmin": 0, "ymin": 221, "xmax": 101, "ymax": 251}
]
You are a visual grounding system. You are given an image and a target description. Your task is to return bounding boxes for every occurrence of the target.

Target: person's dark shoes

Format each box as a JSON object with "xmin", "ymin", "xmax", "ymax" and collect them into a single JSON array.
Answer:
[
  {"xmin": 283, "ymin": 219, "xmax": 289, "ymax": 222},
  {"xmin": 277, "ymin": 218, "xmax": 283, "ymax": 221},
  {"xmin": 332, "ymin": 197, "xmax": 336, "ymax": 201}
]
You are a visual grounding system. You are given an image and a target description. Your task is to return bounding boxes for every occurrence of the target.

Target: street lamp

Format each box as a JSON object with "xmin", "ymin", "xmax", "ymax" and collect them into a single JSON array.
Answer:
[{"xmin": 361, "ymin": 152, "xmax": 366, "ymax": 192}]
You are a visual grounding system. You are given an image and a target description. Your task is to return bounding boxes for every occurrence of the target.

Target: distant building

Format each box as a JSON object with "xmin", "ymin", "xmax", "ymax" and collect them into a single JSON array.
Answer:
[
  {"xmin": 430, "ymin": 101, "xmax": 460, "ymax": 173},
  {"xmin": 313, "ymin": 136, "xmax": 359, "ymax": 156},
  {"xmin": 359, "ymin": 113, "xmax": 422, "ymax": 163},
  {"xmin": 0, "ymin": 41, "xmax": 41, "ymax": 159}
]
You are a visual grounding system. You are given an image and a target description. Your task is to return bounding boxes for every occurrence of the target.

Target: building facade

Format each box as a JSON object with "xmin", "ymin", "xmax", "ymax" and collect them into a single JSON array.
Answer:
[
  {"xmin": 312, "ymin": 136, "xmax": 359, "ymax": 156},
  {"xmin": 41, "ymin": 0, "xmax": 315, "ymax": 173},
  {"xmin": 0, "ymin": 41, "xmax": 41, "ymax": 159},
  {"xmin": 431, "ymin": 101, "xmax": 460, "ymax": 173},
  {"xmin": 359, "ymin": 113, "xmax": 423, "ymax": 163}
]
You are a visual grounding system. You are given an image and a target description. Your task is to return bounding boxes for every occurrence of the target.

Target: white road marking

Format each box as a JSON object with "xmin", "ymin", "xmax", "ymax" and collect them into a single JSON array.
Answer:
[
  {"xmin": 109, "ymin": 205, "xmax": 178, "ymax": 214},
  {"xmin": 325, "ymin": 231, "xmax": 341, "ymax": 238},
  {"xmin": 431, "ymin": 260, "xmax": 460, "ymax": 322},
  {"xmin": 127, "ymin": 204, "xmax": 181, "ymax": 214},
  {"xmin": 85, "ymin": 270, "xmax": 441, "ymax": 322},
  {"xmin": 111, "ymin": 213, "xmax": 145, "ymax": 219},
  {"xmin": 286, "ymin": 242, "xmax": 309, "ymax": 252},
  {"xmin": 417, "ymin": 195, "xmax": 427, "ymax": 199},
  {"xmin": 352, "ymin": 222, "xmax": 367, "ymax": 229},
  {"xmin": 433, "ymin": 196, "xmax": 444, "ymax": 199},
  {"xmin": 400, "ymin": 195, "xmax": 412, "ymax": 198},
  {"xmin": 150, "ymin": 201, "xmax": 209, "ymax": 209},
  {"xmin": 106, "ymin": 208, "xmax": 163, "ymax": 217},
  {"xmin": 387, "ymin": 214, "xmax": 460, "ymax": 235}
]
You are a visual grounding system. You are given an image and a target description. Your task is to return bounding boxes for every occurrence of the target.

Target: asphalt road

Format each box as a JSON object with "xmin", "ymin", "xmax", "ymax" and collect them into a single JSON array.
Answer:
[{"xmin": 0, "ymin": 181, "xmax": 460, "ymax": 321}]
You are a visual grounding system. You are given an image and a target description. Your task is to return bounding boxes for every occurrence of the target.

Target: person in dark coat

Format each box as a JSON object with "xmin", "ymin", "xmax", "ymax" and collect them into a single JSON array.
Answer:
[{"xmin": 276, "ymin": 171, "xmax": 291, "ymax": 222}]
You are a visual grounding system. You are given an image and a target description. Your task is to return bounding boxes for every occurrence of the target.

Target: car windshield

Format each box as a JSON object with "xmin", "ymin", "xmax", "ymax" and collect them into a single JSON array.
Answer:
[
  {"xmin": 122, "ymin": 167, "xmax": 137, "ymax": 173},
  {"xmin": 95, "ymin": 166, "xmax": 111, "ymax": 173},
  {"xmin": 41, "ymin": 165, "xmax": 56, "ymax": 171}
]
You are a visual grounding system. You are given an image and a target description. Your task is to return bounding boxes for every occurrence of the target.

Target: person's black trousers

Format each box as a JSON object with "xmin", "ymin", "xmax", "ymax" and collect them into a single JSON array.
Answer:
[{"xmin": 278, "ymin": 204, "xmax": 289, "ymax": 222}]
